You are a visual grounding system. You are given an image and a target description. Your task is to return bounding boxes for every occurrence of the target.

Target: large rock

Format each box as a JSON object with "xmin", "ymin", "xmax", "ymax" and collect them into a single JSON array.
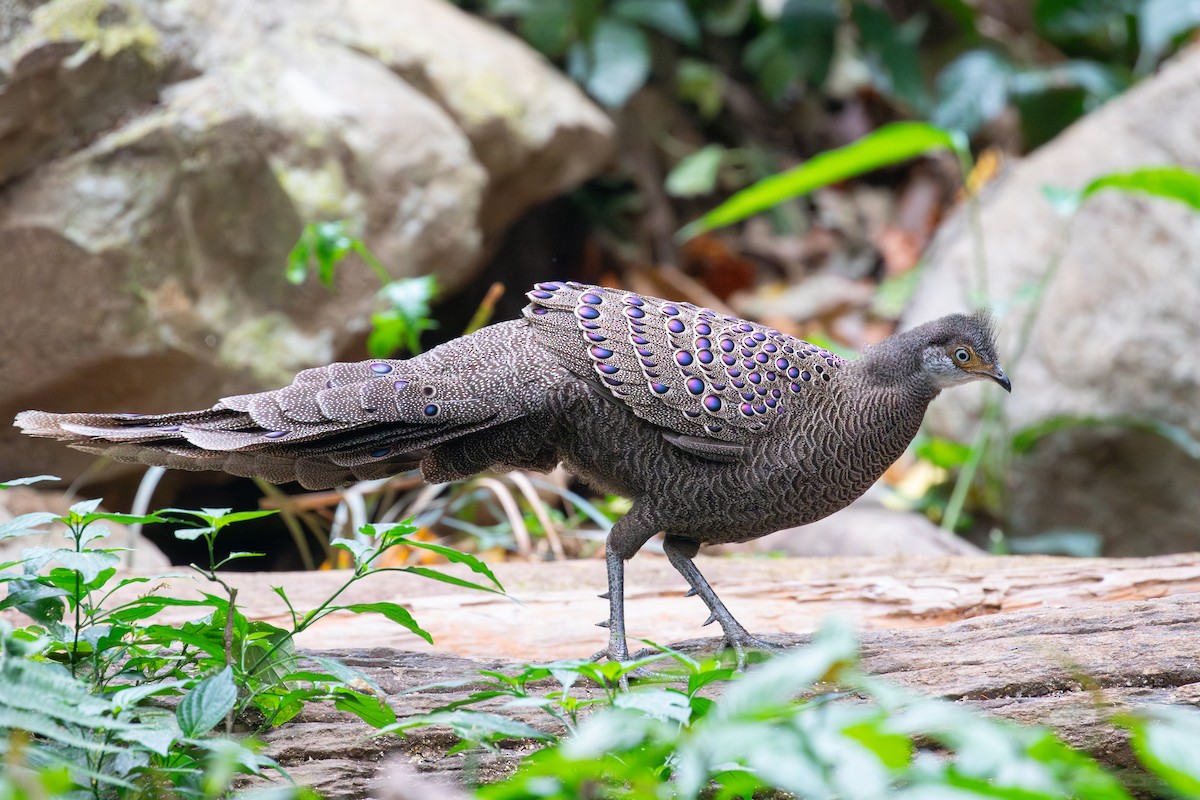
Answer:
[
  {"xmin": 906, "ymin": 47, "xmax": 1200, "ymax": 555},
  {"xmin": 1, "ymin": 0, "xmax": 613, "ymax": 482}
]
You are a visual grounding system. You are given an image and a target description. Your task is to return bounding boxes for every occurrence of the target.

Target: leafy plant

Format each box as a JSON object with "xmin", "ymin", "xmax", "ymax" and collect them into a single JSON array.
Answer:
[
  {"xmin": 389, "ymin": 619, "xmax": 1200, "ymax": 800},
  {"xmin": 0, "ymin": 476, "xmax": 504, "ymax": 796},
  {"xmin": 287, "ymin": 220, "xmax": 439, "ymax": 357}
]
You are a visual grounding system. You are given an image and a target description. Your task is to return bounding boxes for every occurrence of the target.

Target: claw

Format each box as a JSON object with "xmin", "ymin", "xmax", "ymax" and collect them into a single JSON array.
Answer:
[
  {"xmin": 595, "ymin": 620, "xmax": 610, "ymax": 628},
  {"xmin": 702, "ymin": 613, "xmax": 717, "ymax": 627},
  {"xmin": 684, "ymin": 587, "xmax": 698, "ymax": 597},
  {"xmin": 598, "ymin": 591, "xmax": 611, "ymax": 600}
]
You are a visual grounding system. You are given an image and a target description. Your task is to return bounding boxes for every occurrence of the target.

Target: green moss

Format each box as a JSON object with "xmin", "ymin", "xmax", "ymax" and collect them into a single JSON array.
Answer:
[{"xmin": 32, "ymin": 0, "xmax": 160, "ymax": 62}]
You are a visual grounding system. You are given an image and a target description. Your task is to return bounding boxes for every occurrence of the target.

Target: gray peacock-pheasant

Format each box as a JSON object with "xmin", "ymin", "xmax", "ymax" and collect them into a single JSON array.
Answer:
[{"xmin": 16, "ymin": 281, "xmax": 1010, "ymax": 665}]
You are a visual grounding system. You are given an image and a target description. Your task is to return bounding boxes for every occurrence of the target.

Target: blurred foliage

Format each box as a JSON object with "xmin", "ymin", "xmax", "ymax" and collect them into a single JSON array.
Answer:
[
  {"xmin": 391, "ymin": 619, "xmax": 1200, "ymax": 800},
  {"xmin": 462, "ymin": 0, "xmax": 1200, "ymax": 149},
  {"xmin": 288, "ymin": 221, "xmax": 439, "ymax": 358}
]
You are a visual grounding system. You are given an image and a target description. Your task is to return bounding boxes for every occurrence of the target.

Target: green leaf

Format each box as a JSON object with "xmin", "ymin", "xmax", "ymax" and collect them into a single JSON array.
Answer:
[
  {"xmin": 680, "ymin": 123, "xmax": 964, "ymax": 238},
  {"xmin": 383, "ymin": 709, "xmax": 552, "ymax": 743},
  {"xmin": 177, "ymin": 666, "xmax": 238, "ymax": 737},
  {"xmin": 931, "ymin": 50, "xmax": 1014, "ymax": 135},
  {"xmin": 675, "ymin": 58, "xmax": 725, "ymax": 119},
  {"xmin": 612, "ymin": 0, "xmax": 700, "ymax": 46},
  {"xmin": 582, "ymin": 18, "xmax": 651, "ymax": 107},
  {"xmin": 613, "ymin": 689, "xmax": 693, "ymax": 724},
  {"xmin": 370, "ymin": 275, "xmax": 439, "ymax": 357},
  {"xmin": 665, "ymin": 145, "xmax": 726, "ymax": 197},
  {"xmin": 1138, "ymin": 0, "xmax": 1200, "ymax": 72},
  {"xmin": 0, "ymin": 512, "xmax": 58, "ymax": 540},
  {"xmin": 1036, "ymin": 0, "xmax": 1140, "ymax": 40},
  {"xmin": 0, "ymin": 475, "xmax": 59, "ymax": 489},
  {"xmin": 334, "ymin": 689, "xmax": 396, "ymax": 729},
  {"xmin": 339, "ymin": 602, "xmax": 433, "ymax": 644},
  {"xmin": 396, "ymin": 566, "xmax": 508, "ymax": 596},
  {"xmin": 68, "ymin": 498, "xmax": 103, "ymax": 517},
  {"xmin": 1012, "ymin": 414, "xmax": 1200, "ymax": 459},
  {"xmin": 854, "ymin": 4, "xmax": 929, "ymax": 112},
  {"xmin": 331, "ymin": 536, "xmax": 373, "ymax": 566},
  {"xmin": 1077, "ymin": 166, "xmax": 1200, "ymax": 212},
  {"xmin": 1123, "ymin": 707, "xmax": 1200, "ymax": 798},
  {"xmin": 396, "ymin": 537, "xmax": 504, "ymax": 590}
]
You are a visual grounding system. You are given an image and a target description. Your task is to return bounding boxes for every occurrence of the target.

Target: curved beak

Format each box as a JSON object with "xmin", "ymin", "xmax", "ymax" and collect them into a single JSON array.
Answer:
[{"xmin": 983, "ymin": 366, "xmax": 1011, "ymax": 392}]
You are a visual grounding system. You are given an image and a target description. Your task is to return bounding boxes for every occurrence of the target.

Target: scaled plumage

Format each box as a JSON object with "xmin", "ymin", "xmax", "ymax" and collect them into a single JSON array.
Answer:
[{"xmin": 16, "ymin": 281, "xmax": 1010, "ymax": 665}]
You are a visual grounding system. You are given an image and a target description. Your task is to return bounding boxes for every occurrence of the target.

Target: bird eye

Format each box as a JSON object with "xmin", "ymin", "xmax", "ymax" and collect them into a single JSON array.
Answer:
[{"xmin": 954, "ymin": 348, "xmax": 971, "ymax": 363}]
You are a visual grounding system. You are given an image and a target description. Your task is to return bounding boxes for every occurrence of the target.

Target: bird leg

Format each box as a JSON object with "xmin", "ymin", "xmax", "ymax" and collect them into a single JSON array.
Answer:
[
  {"xmin": 592, "ymin": 540, "xmax": 631, "ymax": 663},
  {"xmin": 662, "ymin": 535, "xmax": 778, "ymax": 670}
]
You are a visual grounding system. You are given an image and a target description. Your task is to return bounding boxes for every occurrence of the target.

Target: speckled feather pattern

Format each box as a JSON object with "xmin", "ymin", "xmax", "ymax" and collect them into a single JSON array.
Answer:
[{"xmin": 15, "ymin": 281, "xmax": 996, "ymax": 558}]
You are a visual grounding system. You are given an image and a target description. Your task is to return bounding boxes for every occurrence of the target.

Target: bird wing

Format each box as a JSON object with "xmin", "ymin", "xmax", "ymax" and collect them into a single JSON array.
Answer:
[{"xmin": 522, "ymin": 282, "xmax": 846, "ymax": 446}]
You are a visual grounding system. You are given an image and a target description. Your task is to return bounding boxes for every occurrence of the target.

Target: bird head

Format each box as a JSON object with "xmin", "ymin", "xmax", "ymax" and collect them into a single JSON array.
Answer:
[{"xmin": 915, "ymin": 311, "xmax": 1010, "ymax": 392}]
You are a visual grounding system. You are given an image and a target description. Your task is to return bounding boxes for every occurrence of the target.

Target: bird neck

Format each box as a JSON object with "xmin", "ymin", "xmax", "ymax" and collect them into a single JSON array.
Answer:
[{"xmin": 850, "ymin": 330, "xmax": 942, "ymax": 403}]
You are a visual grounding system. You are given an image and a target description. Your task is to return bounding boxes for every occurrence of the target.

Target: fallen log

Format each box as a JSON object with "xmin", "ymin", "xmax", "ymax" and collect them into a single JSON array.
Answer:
[{"xmin": 225, "ymin": 555, "xmax": 1200, "ymax": 798}]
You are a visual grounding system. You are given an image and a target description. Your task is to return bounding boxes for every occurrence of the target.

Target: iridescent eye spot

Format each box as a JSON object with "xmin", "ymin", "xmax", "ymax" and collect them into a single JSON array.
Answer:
[
  {"xmin": 753, "ymin": 404, "xmax": 767, "ymax": 414},
  {"xmin": 326, "ymin": 380, "xmax": 334, "ymax": 389},
  {"xmin": 676, "ymin": 351, "xmax": 693, "ymax": 366},
  {"xmin": 815, "ymin": 365, "xmax": 824, "ymax": 374},
  {"xmin": 603, "ymin": 376, "xmax": 622, "ymax": 386},
  {"xmin": 696, "ymin": 323, "xmax": 712, "ymax": 336},
  {"xmin": 586, "ymin": 332, "xmax": 607, "ymax": 342},
  {"xmin": 755, "ymin": 386, "xmax": 768, "ymax": 396},
  {"xmin": 424, "ymin": 404, "xmax": 439, "ymax": 417},
  {"xmin": 748, "ymin": 372, "xmax": 762, "ymax": 384},
  {"xmin": 598, "ymin": 364, "xmax": 619, "ymax": 375},
  {"xmin": 766, "ymin": 397, "xmax": 777, "ymax": 408},
  {"xmin": 537, "ymin": 282, "xmax": 562, "ymax": 291},
  {"xmin": 764, "ymin": 343, "xmax": 778, "ymax": 353},
  {"xmin": 626, "ymin": 296, "xmax": 644, "ymax": 307},
  {"xmin": 704, "ymin": 395, "xmax": 722, "ymax": 412},
  {"xmin": 826, "ymin": 358, "xmax": 836, "ymax": 367},
  {"xmin": 741, "ymin": 390, "xmax": 755, "ymax": 401},
  {"xmin": 772, "ymin": 388, "xmax": 781, "ymax": 398},
  {"xmin": 684, "ymin": 409, "xmax": 701, "ymax": 418},
  {"xmin": 755, "ymin": 353, "xmax": 769, "ymax": 364},
  {"xmin": 370, "ymin": 447, "xmax": 391, "ymax": 458},
  {"xmin": 791, "ymin": 383, "xmax": 801, "ymax": 392},
  {"xmin": 822, "ymin": 373, "xmax": 831, "ymax": 381},
  {"xmin": 578, "ymin": 306, "xmax": 600, "ymax": 320},
  {"xmin": 696, "ymin": 337, "xmax": 711, "ymax": 350},
  {"xmin": 626, "ymin": 306, "xmax": 645, "ymax": 319},
  {"xmin": 394, "ymin": 380, "xmax": 409, "ymax": 390},
  {"xmin": 667, "ymin": 319, "xmax": 686, "ymax": 334},
  {"xmin": 162, "ymin": 425, "xmax": 182, "ymax": 432},
  {"xmin": 582, "ymin": 292, "xmax": 603, "ymax": 304},
  {"xmin": 632, "ymin": 335, "xmax": 649, "ymax": 345},
  {"xmin": 743, "ymin": 359, "xmax": 755, "ymax": 370},
  {"xmin": 265, "ymin": 430, "xmax": 288, "ymax": 439},
  {"xmin": 662, "ymin": 305, "xmax": 680, "ymax": 316},
  {"xmin": 777, "ymin": 358, "xmax": 790, "ymax": 370},
  {"xmin": 531, "ymin": 290, "xmax": 553, "ymax": 299},
  {"xmin": 651, "ymin": 382, "xmax": 669, "ymax": 394},
  {"xmin": 740, "ymin": 403, "xmax": 754, "ymax": 416},
  {"xmin": 686, "ymin": 377, "xmax": 705, "ymax": 394},
  {"xmin": 641, "ymin": 358, "xmax": 657, "ymax": 368},
  {"xmin": 732, "ymin": 379, "xmax": 745, "ymax": 388},
  {"xmin": 720, "ymin": 339, "xmax": 735, "ymax": 353},
  {"xmin": 801, "ymin": 371, "xmax": 811, "ymax": 381},
  {"xmin": 698, "ymin": 350, "xmax": 714, "ymax": 364},
  {"xmin": 712, "ymin": 382, "xmax": 726, "ymax": 390},
  {"xmin": 727, "ymin": 368, "xmax": 741, "ymax": 378},
  {"xmin": 752, "ymin": 332, "xmax": 767, "ymax": 342},
  {"xmin": 766, "ymin": 372, "xmax": 776, "ymax": 381},
  {"xmin": 532, "ymin": 307, "xmax": 548, "ymax": 315},
  {"xmin": 741, "ymin": 349, "xmax": 754, "ymax": 358},
  {"xmin": 370, "ymin": 362, "xmax": 392, "ymax": 374},
  {"xmin": 743, "ymin": 337, "xmax": 757, "ymax": 348},
  {"xmin": 582, "ymin": 320, "xmax": 600, "ymax": 330},
  {"xmin": 591, "ymin": 346, "xmax": 614, "ymax": 359},
  {"xmin": 637, "ymin": 346, "xmax": 653, "ymax": 357},
  {"xmin": 738, "ymin": 323, "xmax": 754, "ymax": 333}
]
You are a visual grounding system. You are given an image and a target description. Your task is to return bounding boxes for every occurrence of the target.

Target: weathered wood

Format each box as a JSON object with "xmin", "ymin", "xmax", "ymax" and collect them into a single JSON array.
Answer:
[{"xmin": 224, "ymin": 556, "xmax": 1200, "ymax": 799}]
